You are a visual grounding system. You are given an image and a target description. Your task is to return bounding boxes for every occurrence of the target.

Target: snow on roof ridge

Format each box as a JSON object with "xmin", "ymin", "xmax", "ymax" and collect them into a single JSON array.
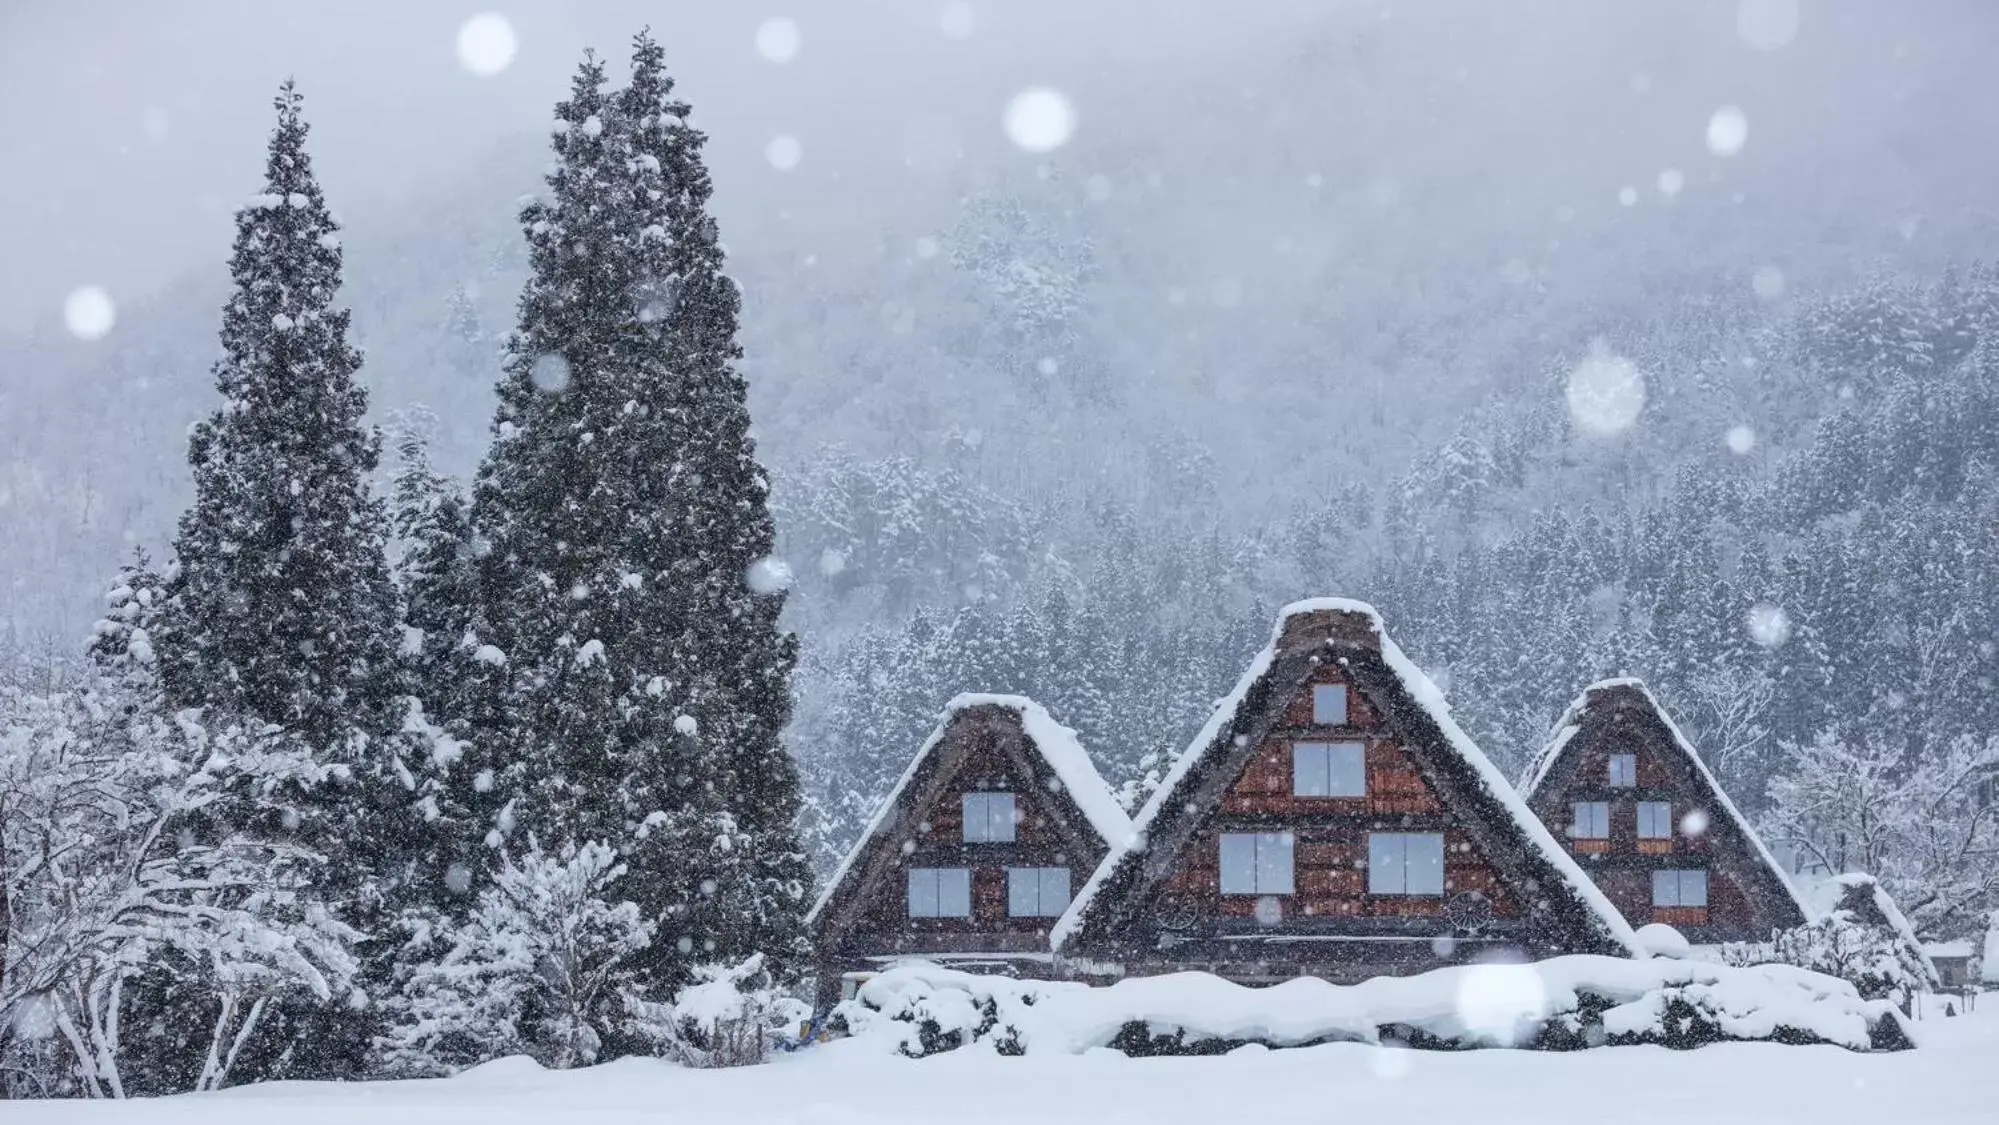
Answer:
[
  {"xmin": 807, "ymin": 693, "xmax": 1129, "ymax": 926},
  {"xmin": 1054, "ymin": 601, "xmax": 1643, "ymax": 958}
]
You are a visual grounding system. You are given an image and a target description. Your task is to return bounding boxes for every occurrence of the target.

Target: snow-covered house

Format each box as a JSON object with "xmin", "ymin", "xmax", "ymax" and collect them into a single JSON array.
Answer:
[
  {"xmin": 807, "ymin": 694, "xmax": 1131, "ymax": 1008},
  {"xmin": 1520, "ymin": 679, "xmax": 1810, "ymax": 944},
  {"xmin": 1053, "ymin": 599, "xmax": 1640, "ymax": 985}
]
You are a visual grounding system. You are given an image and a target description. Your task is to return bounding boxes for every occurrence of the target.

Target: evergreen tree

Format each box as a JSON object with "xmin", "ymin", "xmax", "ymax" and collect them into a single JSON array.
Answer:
[
  {"xmin": 148, "ymin": 82, "xmax": 408, "ymax": 1081},
  {"xmin": 465, "ymin": 36, "xmax": 810, "ymax": 1011},
  {"xmin": 388, "ymin": 407, "xmax": 475, "ymax": 709}
]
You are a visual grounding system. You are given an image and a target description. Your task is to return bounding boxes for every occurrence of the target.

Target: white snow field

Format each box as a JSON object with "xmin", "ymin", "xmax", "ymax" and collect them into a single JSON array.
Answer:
[{"xmin": 13, "ymin": 1004, "xmax": 1998, "ymax": 1125}]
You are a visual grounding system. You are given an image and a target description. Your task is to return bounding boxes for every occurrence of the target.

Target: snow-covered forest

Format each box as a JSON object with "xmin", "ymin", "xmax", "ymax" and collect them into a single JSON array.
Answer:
[{"xmin": 5, "ymin": 0, "xmax": 1999, "ymax": 1104}]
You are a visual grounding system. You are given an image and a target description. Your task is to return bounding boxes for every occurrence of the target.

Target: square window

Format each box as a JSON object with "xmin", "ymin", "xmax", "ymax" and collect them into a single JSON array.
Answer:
[
  {"xmin": 1007, "ymin": 867, "xmax": 1071, "ymax": 917},
  {"xmin": 1219, "ymin": 832, "xmax": 1294, "ymax": 894},
  {"xmin": 1608, "ymin": 754, "xmax": 1637, "ymax": 788},
  {"xmin": 909, "ymin": 868, "xmax": 972, "ymax": 918},
  {"xmin": 1367, "ymin": 832, "xmax": 1446, "ymax": 896},
  {"xmin": 962, "ymin": 792, "xmax": 1017, "ymax": 843},
  {"xmin": 1652, "ymin": 869, "xmax": 1709, "ymax": 908},
  {"xmin": 1571, "ymin": 801, "xmax": 1610, "ymax": 839},
  {"xmin": 1292, "ymin": 741, "xmax": 1367, "ymax": 797},
  {"xmin": 1313, "ymin": 684, "xmax": 1350, "ymax": 726},
  {"xmin": 1637, "ymin": 802, "xmax": 1673, "ymax": 839}
]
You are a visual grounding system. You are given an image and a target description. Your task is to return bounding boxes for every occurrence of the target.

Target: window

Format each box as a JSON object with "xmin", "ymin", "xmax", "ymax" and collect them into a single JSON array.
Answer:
[
  {"xmin": 1292, "ymin": 741, "xmax": 1366, "ymax": 797},
  {"xmin": 907, "ymin": 868, "xmax": 972, "ymax": 918},
  {"xmin": 1313, "ymin": 684, "xmax": 1349, "ymax": 725},
  {"xmin": 1608, "ymin": 754, "xmax": 1637, "ymax": 788},
  {"xmin": 1219, "ymin": 832, "xmax": 1295, "ymax": 895},
  {"xmin": 961, "ymin": 792, "xmax": 1017, "ymax": 843},
  {"xmin": 1007, "ymin": 867, "xmax": 1071, "ymax": 917},
  {"xmin": 1637, "ymin": 801, "xmax": 1674, "ymax": 839},
  {"xmin": 1570, "ymin": 801, "xmax": 1610, "ymax": 839},
  {"xmin": 1368, "ymin": 832, "xmax": 1445, "ymax": 895},
  {"xmin": 1652, "ymin": 869, "xmax": 1708, "ymax": 908}
]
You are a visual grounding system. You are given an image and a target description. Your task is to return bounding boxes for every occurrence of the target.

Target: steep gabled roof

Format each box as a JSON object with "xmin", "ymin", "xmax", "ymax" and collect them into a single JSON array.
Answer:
[
  {"xmin": 807, "ymin": 693, "xmax": 1130, "ymax": 926},
  {"xmin": 1522, "ymin": 678, "xmax": 1810, "ymax": 926},
  {"xmin": 1054, "ymin": 598, "xmax": 1642, "ymax": 957}
]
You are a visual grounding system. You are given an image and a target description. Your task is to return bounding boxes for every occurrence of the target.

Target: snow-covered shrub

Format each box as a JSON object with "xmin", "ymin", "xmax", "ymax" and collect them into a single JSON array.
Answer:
[
  {"xmin": 1731, "ymin": 876, "xmax": 1938, "ymax": 1008},
  {"xmin": 833, "ymin": 958, "xmax": 1912, "ymax": 1058},
  {"xmin": 640, "ymin": 954, "xmax": 807, "ymax": 1068},
  {"xmin": 381, "ymin": 840, "xmax": 654, "ymax": 1074}
]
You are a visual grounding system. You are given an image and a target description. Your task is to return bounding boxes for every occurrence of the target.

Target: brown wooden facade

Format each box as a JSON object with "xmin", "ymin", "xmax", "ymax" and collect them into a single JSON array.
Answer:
[
  {"xmin": 1521, "ymin": 679, "xmax": 1808, "ymax": 945},
  {"xmin": 1054, "ymin": 602, "xmax": 1638, "ymax": 984},
  {"xmin": 808, "ymin": 697, "xmax": 1125, "ymax": 1008}
]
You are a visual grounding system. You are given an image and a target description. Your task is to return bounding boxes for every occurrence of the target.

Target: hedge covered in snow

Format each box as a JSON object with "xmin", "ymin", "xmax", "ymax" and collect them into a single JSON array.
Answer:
[{"xmin": 832, "ymin": 957, "xmax": 1914, "ymax": 1057}]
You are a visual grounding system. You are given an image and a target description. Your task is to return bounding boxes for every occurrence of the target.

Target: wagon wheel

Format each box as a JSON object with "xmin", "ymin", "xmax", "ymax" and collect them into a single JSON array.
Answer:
[{"xmin": 1446, "ymin": 891, "xmax": 1493, "ymax": 936}]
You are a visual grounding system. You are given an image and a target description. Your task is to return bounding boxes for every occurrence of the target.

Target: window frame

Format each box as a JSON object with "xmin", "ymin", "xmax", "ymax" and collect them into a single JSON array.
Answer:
[
  {"xmin": 961, "ymin": 791, "xmax": 1018, "ymax": 843},
  {"xmin": 1651, "ymin": 869, "xmax": 1709, "ymax": 908},
  {"xmin": 1218, "ymin": 831, "xmax": 1296, "ymax": 895},
  {"xmin": 908, "ymin": 867, "xmax": 973, "ymax": 918},
  {"xmin": 1292, "ymin": 740, "xmax": 1367, "ymax": 798},
  {"xmin": 1312, "ymin": 683, "xmax": 1350, "ymax": 726},
  {"xmin": 1006, "ymin": 866, "xmax": 1072, "ymax": 917},
  {"xmin": 1636, "ymin": 801, "xmax": 1674, "ymax": 839},
  {"xmin": 1570, "ymin": 800, "xmax": 1611, "ymax": 839},
  {"xmin": 1608, "ymin": 753, "xmax": 1638, "ymax": 788},
  {"xmin": 1367, "ymin": 831, "xmax": 1446, "ymax": 896}
]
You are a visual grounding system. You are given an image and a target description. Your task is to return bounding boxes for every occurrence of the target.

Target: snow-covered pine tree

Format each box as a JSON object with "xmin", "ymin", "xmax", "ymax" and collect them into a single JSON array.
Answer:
[
  {"xmin": 155, "ymin": 81, "xmax": 401, "ymax": 749},
  {"xmin": 388, "ymin": 408, "xmax": 474, "ymax": 710},
  {"xmin": 148, "ymin": 82, "xmax": 409, "ymax": 1081},
  {"xmin": 465, "ymin": 37, "xmax": 809, "ymax": 1010},
  {"xmin": 87, "ymin": 549, "xmax": 168, "ymax": 709}
]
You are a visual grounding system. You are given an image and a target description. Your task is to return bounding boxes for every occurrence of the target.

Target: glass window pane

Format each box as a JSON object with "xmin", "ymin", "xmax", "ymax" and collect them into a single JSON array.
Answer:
[
  {"xmin": 1638, "ymin": 802, "xmax": 1670, "ymax": 838},
  {"xmin": 1405, "ymin": 833, "xmax": 1445, "ymax": 895},
  {"xmin": 909, "ymin": 869, "xmax": 939, "ymax": 917},
  {"xmin": 1368, "ymin": 832, "xmax": 1405, "ymax": 894},
  {"xmin": 939, "ymin": 868, "xmax": 972, "ymax": 917},
  {"xmin": 1219, "ymin": 833, "xmax": 1258, "ymax": 894},
  {"xmin": 1314, "ymin": 684, "xmax": 1350, "ymax": 725},
  {"xmin": 1007, "ymin": 868, "xmax": 1038, "ymax": 916},
  {"xmin": 1682, "ymin": 870, "xmax": 1709, "ymax": 907},
  {"xmin": 1652, "ymin": 869, "xmax": 1677, "ymax": 906},
  {"xmin": 1041, "ymin": 867, "xmax": 1071, "ymax": 913},
  {"xmin": 1610, "ymin": 755, "xmax": 1636, "ymax": 787},
  {"xmin": 1572, "ymin": 802, "xmax": 1600, "ymax": 838},
  {"xmin": 1258, "ymin": 833, "xmax": 1296, "ymax": 894},
  {"xmin": 1293, "ymin": 743, "xmax": 1330, "ymax": 797},
  {"xmin": 1328, "ymin": 742, "xmax": 1366, "ymax": 796},
  {"xmin": 962, "ymin": 794, "xmax": 987, "ymax": 842},
  {"xmin": 989, "ymin": 793, "xmax": 1017, "ymax": 842}
]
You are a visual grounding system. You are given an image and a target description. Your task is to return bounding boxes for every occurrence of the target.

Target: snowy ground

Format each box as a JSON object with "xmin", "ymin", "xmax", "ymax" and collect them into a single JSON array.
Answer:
[{"xmin": 16, "ymin": 1005, "xmax": 1998, "ymax": 1124}]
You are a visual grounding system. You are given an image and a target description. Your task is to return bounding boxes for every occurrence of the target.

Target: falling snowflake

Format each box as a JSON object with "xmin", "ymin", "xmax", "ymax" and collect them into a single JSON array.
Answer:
[
  {"xmin": 765, "ymin": 134, "xmax": 803, "ymax": 170},
  {"xmin": 1253, "ymin": 895, "xmax": 1283, "ymax": 926},
  {"xmin": 1564, "ymin": 343, "xmax": 1645, "ymax": 437},
  {"xmin": 754, "ymin": 17, "xmax": 802, "ymax": 63},
  {"xmin": 1657, "ymin": 168, "xmax": 1686, "ymax": 196},
  {"xmin": 1706, "ymin": 106, "xmax": 1749, "ymax": 156},
  {"xmin": 456, "ymin": 13, "xmax": 519, "ymax": 77},
  {"xmin": 63, "ymin": 286, "xmax": 116, "ymax": 340},
  {"xmin": 1003, "ymin": 88, "xmax": 1076, "ymax": 153},
  {"xmin": 913, "ymin": 236, "xmax": 940, "ymax": 259},
  {"xmin": 939, "ymin": 0, "xmax": 976, "ymax": 39},
  {"xmin": 1725, "ymin": 425, "xmax": 1757, "ymax": 454},
  {"xmin": 1752, "ymin": 265, "xmax": 1786, "ymax": 300},
  {"xmin": 1617, "ymin": 185, "xmax": 1638, "ymax": 207},
  {"xmin": 1746, "ymin": 603, "xmax": 1792, "ymax": 648},
  {"xmin": 746, "ymin": 555, "xmax": 794, "ymax": 595},
  {"xmin": 1681, "ymin": 809, "xmax": 1712, "ymax": 838},
  {"xmin": 444, "ymin": 863, "xmax": 473, "ymax": 894},
  {"xmin": 818, "ymin": 547, "xmax": 848, "ymax": 577},
  {"xmin": 530, "ymin": 353, "xmax": 571, "ymax": 393},
  {"xmin": 1453, "ymin": 960, "xmax": 1549, "ymax": 1046},
  {"xmin": 674, "ymin": 714, "xmax": 699, "ymax": 736},
  {"xmin": 1036, "ymin": 356, "xmax": 1060, "ymax": 377},
  {"xmin": 1736, "ymin": 0, "xmax": 1800, "ymax": 52}
]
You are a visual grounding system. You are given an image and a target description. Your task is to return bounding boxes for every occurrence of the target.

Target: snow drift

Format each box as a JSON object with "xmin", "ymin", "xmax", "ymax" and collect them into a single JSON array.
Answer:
[{"xmin": 834, "ymin": 958, "xmax": 1913, "ymax": 1057}]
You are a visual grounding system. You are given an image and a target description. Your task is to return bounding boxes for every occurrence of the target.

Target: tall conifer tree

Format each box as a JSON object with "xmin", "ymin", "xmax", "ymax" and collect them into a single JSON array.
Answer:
[{"xmin": 466, "ymin": 35, "xmax": 809, "ymax": 1001}]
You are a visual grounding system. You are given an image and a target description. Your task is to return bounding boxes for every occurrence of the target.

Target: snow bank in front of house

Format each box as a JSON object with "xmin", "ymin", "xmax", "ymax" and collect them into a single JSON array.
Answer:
[{"xmin": 835, "ymin": 958, "xmax": 1912, "ymax": 1057}]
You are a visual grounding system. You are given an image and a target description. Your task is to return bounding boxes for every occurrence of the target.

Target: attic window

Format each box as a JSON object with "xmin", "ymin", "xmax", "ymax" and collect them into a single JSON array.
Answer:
[
  {"xmin": 1007, "ymin": 867, "xmax": 1071, "ymax": 917},
  {"xmin": 1219, "ymin": 832, "xmax": 1295, "ymax": 895},
  {"xmin": 1608, "ymin": 754, "xmax": 1637, "ymax": 788},
  {"xmin": 962, "ymin": 792, "xmax": 1017, "ymax": 843},
  {"xmin": 1293, "ymin": 742, "xmax": 1366, "ymax": 797},
  {"xmin": 1367, "ymin": 832, "xmax": 1445, "ymax": 896},
  {"xmin": 1312, "ymin": 684, "xmax": 1350, "ymax": 725}
]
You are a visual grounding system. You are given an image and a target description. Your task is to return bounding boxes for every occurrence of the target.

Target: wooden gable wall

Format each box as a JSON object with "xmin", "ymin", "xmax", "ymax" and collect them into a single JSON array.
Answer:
[{"xmin": 1526, "ymin": 687, "xmax": 1804, "ymax": 943}]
